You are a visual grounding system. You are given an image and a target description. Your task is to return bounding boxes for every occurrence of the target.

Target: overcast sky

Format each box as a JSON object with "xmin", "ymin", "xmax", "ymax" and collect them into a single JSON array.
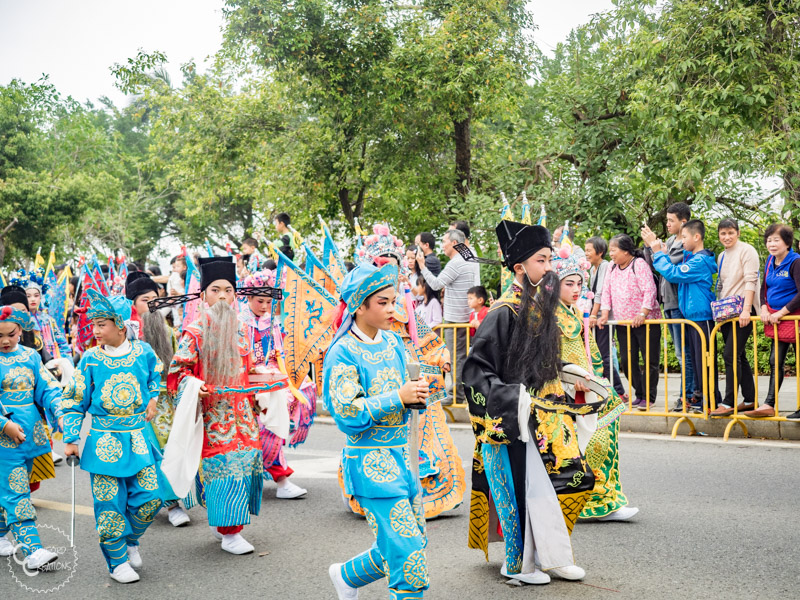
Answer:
[{"xmin": 0, "ymin": 0, "xmax": 615, "ymax": 106}]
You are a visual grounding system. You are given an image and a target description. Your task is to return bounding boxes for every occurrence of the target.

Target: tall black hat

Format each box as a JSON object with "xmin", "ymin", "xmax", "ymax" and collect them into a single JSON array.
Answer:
[
  {"xmin": 0, "ymin": 285, "xmax": 29, "ymax": 309},
  {"xmin": 495, "ymin": 221, "xmax": 552, "ymax": 269},
  {"xmin": 199, "ymin": 256, "xmax": 236, "ymax": 292},
  {"xmin": 125, "ymin": 271, "xmax": 160, "ymax": 301}
]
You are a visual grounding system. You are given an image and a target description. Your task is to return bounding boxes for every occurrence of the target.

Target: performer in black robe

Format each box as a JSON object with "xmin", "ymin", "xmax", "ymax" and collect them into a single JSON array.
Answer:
[{"xmin": 463, "ymin": 221, "xmax": 606, "ymax": 585}]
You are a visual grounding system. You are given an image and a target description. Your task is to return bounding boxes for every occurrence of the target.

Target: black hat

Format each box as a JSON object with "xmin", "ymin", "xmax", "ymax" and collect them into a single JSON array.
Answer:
[
  {"xmin": 199, "ymin": 256, "xmax": 236, "ymax": 292},
  {"xmin": 495, "ymin": 221, "xmax": 552, "ymax": 269},
  {"xmin": 125, "ymin": 271, "xmax": 159, "ymax": 302},
  {"xmin": 0, "ymin": 285, "xmax": 29, "ymax": 309}
]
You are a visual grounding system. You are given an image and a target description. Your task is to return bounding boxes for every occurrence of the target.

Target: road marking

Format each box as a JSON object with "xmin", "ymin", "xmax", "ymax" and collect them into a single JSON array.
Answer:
[
  {"xmin": 33, "ymin": 498, "xmax": 94, "ymax": 516},
  {"xmin": 619, "ymin": 431, "xmax": 800, "ymax": 448}
]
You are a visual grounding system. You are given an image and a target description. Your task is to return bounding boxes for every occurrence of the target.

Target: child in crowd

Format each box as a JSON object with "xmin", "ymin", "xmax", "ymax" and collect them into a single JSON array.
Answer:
[
  {"xmin": 467, "ymin": 285, "xmax": 489, "ymax": 338},
  {"xmin": 0, "ymin": 307, "xmax": 64, "ymax": 570},
  {"xmin": 645, "ymin": 220, "xmax": 722, "ymax": 413},
  {"xmin": 413, "ymin": 274, "xmax": 443, "ymax": 329},
  {"xmin": 62, "ymin": 290, "xmax": 163, "ymax": 584}
]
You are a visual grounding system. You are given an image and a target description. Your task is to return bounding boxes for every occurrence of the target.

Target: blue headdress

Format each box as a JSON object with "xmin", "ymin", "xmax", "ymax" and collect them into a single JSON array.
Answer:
[
  {"xmin": 0, "ymin": 306, "xmax": 34, "ymax": 331},
  {"xmin": 86, "ymin": 288, "xmax": 133, "ymax": 331},
  {"xmin": 331, "ymin": 262, "xmax": 398, "ymax": 347}
]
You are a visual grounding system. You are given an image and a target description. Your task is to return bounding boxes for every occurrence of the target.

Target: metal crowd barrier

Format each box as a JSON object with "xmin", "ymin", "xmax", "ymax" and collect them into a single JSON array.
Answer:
[
  {"xmin": 436, "ymin": 315, "xmax": 800, "ymax": 441},
  {"xmin": 433, "ymin": 323, "xmax": 472, "ymax": 422}
]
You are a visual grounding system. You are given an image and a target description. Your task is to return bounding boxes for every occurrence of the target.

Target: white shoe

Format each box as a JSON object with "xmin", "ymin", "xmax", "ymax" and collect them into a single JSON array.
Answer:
[
  {"xmin": 329, "ymin": 563, "xmax": 358, "ymax": 599},
  {"xmin": 276, "ymin": 480, "xmax": 307, "ymax": 499},
  {"xmin": 210, "ymin": 526, "xmax": 223, "ymax": 541},
  {"xmin": 221, "ymin": 533, "xmax": 254, "ymax": 555},
  {"xmin": 51, "ymin": 451, "xmax": 64, "ymax": 465},
  {"xmin": 24, "ymin": 548, "xmax": 58, "ymax": 570},
  {"xmin": 597, "ymin": 506, "xmax": 639, "ymax": 522},
  {"xmin": 110, "ymin": 562, "xmax": 140, "ymax": 583},
  {"xmin": 127, "ymin": 545, "xmax": 142, "ymax": 569},
  {"xmin": 0, "ymin": 536, "xmax": 14, "ymax": 557},
  {"xmin": 501, "ymin": 564, "xmax": 550, "ymax": 585},
  {"xmin": 168, "ymin": 505, "xmax": 191, "ymax": 527},
  {"xmin": 549, "ymin": 565, "xmax": 586, "ymax": 581}
]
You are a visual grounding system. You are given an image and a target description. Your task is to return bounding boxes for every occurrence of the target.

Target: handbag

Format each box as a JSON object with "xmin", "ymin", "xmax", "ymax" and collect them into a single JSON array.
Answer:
[{"xmin": 711, "ymin": 252, "xmax": 745, "ymax": 322}]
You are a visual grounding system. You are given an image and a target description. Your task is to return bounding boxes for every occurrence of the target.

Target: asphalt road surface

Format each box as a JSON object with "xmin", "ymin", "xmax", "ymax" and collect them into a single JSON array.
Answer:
[{"xmin": 3, "ymin": 421, "xmax": 798, "ymax": 599}]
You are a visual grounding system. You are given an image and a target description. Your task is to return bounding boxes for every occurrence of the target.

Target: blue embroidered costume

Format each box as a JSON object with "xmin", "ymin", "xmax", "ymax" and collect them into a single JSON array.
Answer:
[
  {"xmin": 0, "ymin": 309, "xmax": 63, "ymax": 558},
  {"xmin": 324, "ymin": 263, "xmax": 428, "ymax": 600},
  {"xmin": 61, "ymin": 291, "xmax": 163, "ymax": 573}
]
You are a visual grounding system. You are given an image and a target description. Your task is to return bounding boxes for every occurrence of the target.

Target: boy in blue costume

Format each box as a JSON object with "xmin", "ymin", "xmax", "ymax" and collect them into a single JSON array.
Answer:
[
  {"xmin": 324, "ymin": 262, "xmax": 431, "ymax": 600},
  {"xmin": 62, "ymin": 289, "xmax": 163, "ymax": 584},
  {"xmin": 0, "ymin": 307, "xmax": 63, "ymax": 570}
]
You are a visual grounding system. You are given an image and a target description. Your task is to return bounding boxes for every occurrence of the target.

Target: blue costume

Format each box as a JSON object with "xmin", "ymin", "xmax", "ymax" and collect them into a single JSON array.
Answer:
[
  {"xmin": 323, "ymin": 263, "xmax": 428, "ymax": 600},
  {"xmin": 61, "ymin": 290, "xmax": 163, "ymax": 572},
  {"xmin": 0, "ymin": 308, "xmax": 63, "ymax": 557}
]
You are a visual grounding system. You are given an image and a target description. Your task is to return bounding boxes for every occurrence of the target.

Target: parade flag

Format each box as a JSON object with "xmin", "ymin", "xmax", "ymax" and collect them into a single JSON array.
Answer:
[
  {"xmin": 33, "ymin": 247, "xmax": 45, "ymax": 271},
  {"xmin": 118, "ymin": 254, "xmax": 129, "ymax": 281},
  {"xmin": 499, "ymin": 192, "xmax": 516, "ymax": 293},
  {"xmin": 303, "ymin": 243, "xmax": 338, "ymax": 296},
  {"xmin": 271, "ymin": 243, "xmax": 338, "ymax": 389},
  {"xmin": 520, "ymin": 191, "xmax": 531, "ymax": 225},
  {"xmin": 75, "ymin": 262, "xmax": 103, "ymax": 350},
  {"xmin": 44, "ymin": 246, "xmax": 56, "ymax": 278},
  {"xmin": 560, "ymin": 220, "xmax": 573, "ymax": 253},
  {"xmin": 52, "ymin": 264, "xmax": 71, "ymax": 326},
  {"xmin": 319, "ymin": 217, "xmax": 345, "ymax": 287},
  {"xmin": 204, "ymin": 239, "xmax": 214, "ymax": 257},
  {"xmin": 353, "ymin": 218, "xmax": 365, "ymax": 262},
  {"xmin": 537, "ymin": 204, "xmax": 547, "ymax": 227},
  {"xmin": 181, "ymin": 254, "xmax": 203, "ymax": 331},
  {"xmin": 90, "ymin": 255, "xmax": 110, "ymax": 296},
  {"xmin": 0, "ymin": 270, "xmax": 5, "ymax": 288}
]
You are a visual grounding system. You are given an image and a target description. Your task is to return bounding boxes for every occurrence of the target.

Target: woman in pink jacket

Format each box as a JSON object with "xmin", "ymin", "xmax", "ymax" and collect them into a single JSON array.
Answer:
[{"xmin": 598, "ymin": 234, "xmax": 662, "ymax": 409}]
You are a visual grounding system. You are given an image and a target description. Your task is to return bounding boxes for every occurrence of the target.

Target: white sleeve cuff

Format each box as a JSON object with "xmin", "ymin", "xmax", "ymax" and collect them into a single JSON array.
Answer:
[{"xmin": 518, "ymin": 384, "xmax": 530, "ymax": 443}]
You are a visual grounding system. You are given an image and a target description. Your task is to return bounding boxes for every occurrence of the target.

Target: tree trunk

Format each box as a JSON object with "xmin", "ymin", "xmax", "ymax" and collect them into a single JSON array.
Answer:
[
  {"xmin": 339, "ymin": 188, "xmax": 354, "ymax": 229},
  {"xmin": 454, "ymin": 108, "xmax": 472, "ymax": 199}
]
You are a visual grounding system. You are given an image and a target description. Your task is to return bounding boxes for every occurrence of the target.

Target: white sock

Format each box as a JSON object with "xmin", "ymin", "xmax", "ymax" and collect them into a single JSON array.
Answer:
[{"xmin": 276, "ymin": 478, "xmax": 289, "ymax": 488}]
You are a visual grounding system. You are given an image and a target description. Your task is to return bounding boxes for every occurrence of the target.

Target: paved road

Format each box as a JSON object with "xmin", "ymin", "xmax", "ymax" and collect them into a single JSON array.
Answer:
[{"xmin": 3, "ymin": 422, "xmax": 799, "ymax": 599}]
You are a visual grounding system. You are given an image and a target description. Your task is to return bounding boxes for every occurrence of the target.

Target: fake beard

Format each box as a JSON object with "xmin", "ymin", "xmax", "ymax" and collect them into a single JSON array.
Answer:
[
  {"xmin": 199, "ymin": 301, "xmax": 242, "ymax": 388},
  {"xmin": 141, "ymin": 310, "xmax": 174, "ymax": 370}
]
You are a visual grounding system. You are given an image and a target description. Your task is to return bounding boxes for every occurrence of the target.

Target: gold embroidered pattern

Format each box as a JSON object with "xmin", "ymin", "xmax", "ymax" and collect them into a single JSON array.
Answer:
[
  {"xmin": 0, "ymin": 347, "xmax": 33, "ymax": 366},
  {"xmin": 96, "ymin": 433, "xmax": 123, "ymax": 463},
  {"xmin": 131, "ymin": 430, "xmax": 148, "ymax": 455},
  {"xmin": 92, "ymin": 341, "xmax": 144, "ymax": 369},
  {"xmin": 92, "ymin": 474, "xmax": 119, "ymax": 501},
  {"xmin": 329, "ymin": 364, "xmax": 363, "ymax": 418},
  {"xmin": 363, "ymin": 449, "xmax": 400, "ymax": 483},
  {"xmin": 9, "ymin": 466, "xmax": 29, "ymax": 494},
  {"xmin": 97, "ymin": 511, "xmax": 125, "ymax": 540},
  {"xmin": 15, "ymin": 498, "xmax": 36, "ymax": 521},
  {"xmin": 403, "ymin": 549, "xmax": 428, "ymax": 588},
  {"xmin": 136, "ymin": 499, "xmax": 161, "ymax": 521},
  {"xmin": 365, "ymin": 508, "xmax": 379, "ymax": 539},
  {"xmin": 2, "ymin": 366, "xmax": 34, "ymax": 391},
  {"xmin": 32, "ymin": 420, "xmax": 48, "ymax": 446},
  {"xmin": 0, "ymin": 430, "xmax": 18, "ymax": 448},
  {"xmin": 340, "ymin": 334, "xmax": 400, "ymax": 365},
  {"xmin": 136, "ymin": 465, "xmax": 158, "ymax": 491},
  {"xmin": 101, "ymin": 372, "xmax": 142, "ymax": 416},
  {"xmin": 390, "ymin": 500, "xmax": 419, "ymax": 538}
]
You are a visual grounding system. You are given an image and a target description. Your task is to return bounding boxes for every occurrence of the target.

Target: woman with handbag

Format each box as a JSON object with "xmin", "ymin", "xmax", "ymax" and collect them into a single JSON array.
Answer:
[
  {"xmin": 747, "ymin": 224, "xmax": 800, "ymax": 419},
  {"xmin": 709, "ymin": 219, "xmax": 760, "ymax": 417}
]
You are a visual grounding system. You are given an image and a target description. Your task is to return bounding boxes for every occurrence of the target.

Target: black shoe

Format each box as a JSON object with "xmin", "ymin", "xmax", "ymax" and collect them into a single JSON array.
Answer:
[
  {"xmin": 786, "ymin": 410, "xmax": 800, "ymax": 421},
  {"xmin": 672, "ymin": 399, "xmax": 688, "ymax": 412}
]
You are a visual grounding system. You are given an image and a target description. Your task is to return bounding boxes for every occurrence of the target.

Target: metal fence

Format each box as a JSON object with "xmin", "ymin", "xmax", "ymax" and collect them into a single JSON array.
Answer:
[{"xmin": 436, "ymin": 315, "xmax": 800, "ymax": 441}]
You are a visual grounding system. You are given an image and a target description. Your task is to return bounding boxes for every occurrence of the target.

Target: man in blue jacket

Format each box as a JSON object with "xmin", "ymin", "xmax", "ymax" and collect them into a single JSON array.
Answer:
[{"xmin": 644, "ymin": 220, "xmax": 722, "ymax": 413}]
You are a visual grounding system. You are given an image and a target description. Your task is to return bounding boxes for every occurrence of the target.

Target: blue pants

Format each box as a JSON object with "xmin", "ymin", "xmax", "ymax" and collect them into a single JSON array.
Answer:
[
  {"xmin": 665, "ymin": 308, "xmax": 695, "ymax": 397},
  {"xmin": 340, "ymin": 494, "xmax": 428, "ymax": 599},
  {"xmin": 0, "ymin": 456, "xmax": 41, "ymax": 557},
  {"xmin": 90, "ymin": 466, "xmax": 163, "ymax": 571}
]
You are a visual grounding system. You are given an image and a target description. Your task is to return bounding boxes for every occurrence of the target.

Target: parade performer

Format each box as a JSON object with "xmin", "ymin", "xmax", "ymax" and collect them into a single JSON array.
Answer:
[
  {"xmin": 126, "ymin": 271, "xmax": 191, "ymax": 527},
  {"xmin": 324, "ymin": 261, "xmax": 431, "ymax": 600},
  {"xmin": 552, "ymin": 250, "xmax": 638, "ymax": 522},
  {"xmin": 240, "ymin": 268, "xmax": 308, "ymax": 500},
  {"xmin": 343, "ymin": 224, "xmax": 464, "ymax": 519},
  {"xmin": 167, "ymin": 256, "xmax": 263, "ymax": 555},
  {"xmin": 61, "ymin": 290, "xmax": 163, "ymax": 584},
  {"xmin": 463, "ymin": 221, "xmax": 606, "ymax": 585},
  {"xmin": 16, "ymin": 269, "xmax": 71, "ymax": 360},
  {"xmin": 0, "ymin": 307, "xmax": 63, "ymax": 570}
]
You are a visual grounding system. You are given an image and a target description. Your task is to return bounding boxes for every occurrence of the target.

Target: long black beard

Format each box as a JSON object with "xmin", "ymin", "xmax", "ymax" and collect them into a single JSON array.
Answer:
[
  {"xmin": 141, "ymin": 310, "xmax": 174, "ymax": 370},
  {"xmin": 505, "ymin": 271, "xmax": 562, "ymax": 391}
]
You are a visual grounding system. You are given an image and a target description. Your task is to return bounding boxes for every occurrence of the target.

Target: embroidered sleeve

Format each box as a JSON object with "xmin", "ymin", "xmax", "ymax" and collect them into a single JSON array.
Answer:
[{"xmin": 61, "ymin": 358, "xmax": 92, "ymax": 443}]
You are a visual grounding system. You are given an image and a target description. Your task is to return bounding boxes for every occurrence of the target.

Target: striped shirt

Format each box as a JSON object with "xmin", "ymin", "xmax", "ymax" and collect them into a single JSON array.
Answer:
[{"xmin": 420, "ymin": 253, "xmax": 476, "ymax": 323}]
